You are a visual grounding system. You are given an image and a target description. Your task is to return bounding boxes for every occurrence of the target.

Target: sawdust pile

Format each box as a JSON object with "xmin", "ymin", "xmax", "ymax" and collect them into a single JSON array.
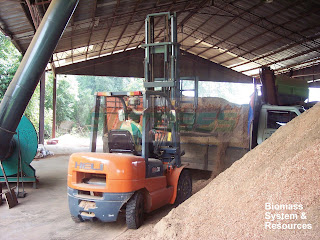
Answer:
[{"xmin": 121, "ymin": 103, "xmax": 320, "ymax": 240}]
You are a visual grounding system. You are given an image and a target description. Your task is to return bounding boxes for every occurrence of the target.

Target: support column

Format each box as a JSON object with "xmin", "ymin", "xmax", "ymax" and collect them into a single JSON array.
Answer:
[
  {"xmin": 52, "ymin": 66, "xmax": 57, "ymax": 138},
  {"xmin": 90, "ymin": 95, "xmax": 101, "ymax": 152},
  {"xmin": 39, "ymin": 72, "xmax": 45, "ymax": 144}
]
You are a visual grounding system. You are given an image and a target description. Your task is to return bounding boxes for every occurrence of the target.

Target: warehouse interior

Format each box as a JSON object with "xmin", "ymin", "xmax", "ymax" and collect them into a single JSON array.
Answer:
[{"xmin": 0, "ymin": 0, "xmax": 320, "ymax": 239}]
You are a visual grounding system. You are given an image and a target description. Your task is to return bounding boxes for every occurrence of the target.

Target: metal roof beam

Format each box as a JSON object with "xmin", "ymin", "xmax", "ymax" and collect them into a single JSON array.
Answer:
[
  {"xmin": 52, "ymin": 39, "xmax": 145, "ymax": 65},
  {"xmin": 97, "ymin": 0, "xmax": 190, "ymax": 21},
  {"xmin": 184, "ymin": 0, "xmax": 261, "ymax": 52},
  {"xmin": 210, "ymin": 2, "xmax": 320, "ymax": 64},
  {"xmin": 85, "ymin": 0, "xmax": 98, "ymax": 60},
  {"xmin": 123, "ymin": 21, "xmax": 144, "ymax": 51},
  {"xmin": 217, "ymin": 7, "xmax": 320, "ymax": 65},
  {"xmin": 123, "ymin": 0, "xmax": 163, "ymax": 51},
  {"xmin": 26, "ymin": 0, "xmax": 43, "ymax": 28},
  {"xmin": 178, "ymin": 13, "xmax": 215, "ymax": 45},
  {"xmin": 33, "ymin": 1, "xmax": 52, "ymax": 6},
  {"xmin": 227, "ymin": 1, "xmax": 320, "ymax": 49},
  {"xmin": 0, "ymin": 17, "xmax": 24, "ymax": 54},
  {"xmin": 136, "ymin": 0, "xmax": 208, "ymax": 47},
  {"xmin": 275, "ymin": 58, "xmax": 320, "ymax": 75},
  {"xmin": 196, "ymin": 0, "xmax": 300, "ymax": 57},
  {"xmin": 98, "ymin": 0, "xmax": 121, "ymax": 57},
  {"xmin": 54, "ymin": 1, "xmax": 208, "ymax": 50},
  {"xmin": 19, "ymin": 2, "xmax": 37, "ymax": 33},
  {"xmin": 152, "ymin": 0, "xmax": 209, "ymax": 45},
  {"xmin": 231, "ymin": 30, "xmax": 320, "ymax": 70},
  {"xmin": 110, "ymin": 0, "xmax": 141, "ymax": 54},
  {"xmin": 241, "ymin": 45, "xmax": 320, "ymax": 74},
  {"xmin": 136, "ymin": 2, "xmax": 179, "ymax": 47},
  {"xmin": 70, "ymin": 15, "xmax": 75, "ymax": 64},
  {"xmin": 178, "ymin": 0, "xmax": 211, "ymax": 27}
]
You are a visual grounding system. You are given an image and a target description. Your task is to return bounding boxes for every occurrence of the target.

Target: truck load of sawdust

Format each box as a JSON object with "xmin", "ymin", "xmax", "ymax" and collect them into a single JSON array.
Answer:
[
  {"xmin": 180, "ymin": 97, "xmax": 249, "ymax": 173},
  {"xmin": 120, "ymin": 103, "xmax": 320, "ymax": 240},
  {"xmin": 180, "ymin": 96, "xmax": 249, "ymax": 148}
]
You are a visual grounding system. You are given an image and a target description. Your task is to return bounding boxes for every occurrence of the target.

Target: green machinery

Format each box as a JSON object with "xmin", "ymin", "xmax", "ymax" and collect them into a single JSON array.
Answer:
[{"xmin": 0, "ymin": 116, "xmax": 38, "ymax": 187}]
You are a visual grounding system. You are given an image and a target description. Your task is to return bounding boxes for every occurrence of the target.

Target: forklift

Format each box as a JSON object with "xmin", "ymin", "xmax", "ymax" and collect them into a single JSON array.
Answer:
[{"xmin": 67, "ymin": 12, "xmax": 192, "ymax": 229}]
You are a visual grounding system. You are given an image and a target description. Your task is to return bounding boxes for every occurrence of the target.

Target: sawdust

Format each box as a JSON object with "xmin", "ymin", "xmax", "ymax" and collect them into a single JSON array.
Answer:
[
  {"xmin": 180, "ymin": 97, "xmax": 249, "ymax": 148},
  {"xmin": 118, "ymin": 102, "xmax": 320, "ymax": 240},
  {"xmin": 180, "ymin": 97, "xmax": 249, "ymax": 172}
]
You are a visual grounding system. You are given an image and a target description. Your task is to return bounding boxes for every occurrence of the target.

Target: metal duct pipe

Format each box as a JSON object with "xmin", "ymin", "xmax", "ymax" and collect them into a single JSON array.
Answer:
[{"xmin": 0, "ymin": 0, "xmax": 79, "ymax": 159}]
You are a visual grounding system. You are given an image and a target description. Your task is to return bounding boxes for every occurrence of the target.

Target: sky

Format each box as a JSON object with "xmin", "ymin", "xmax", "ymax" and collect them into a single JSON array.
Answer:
[{"xmin": 308, "ymin": 88, "xmax": 320, "ymax": 102}]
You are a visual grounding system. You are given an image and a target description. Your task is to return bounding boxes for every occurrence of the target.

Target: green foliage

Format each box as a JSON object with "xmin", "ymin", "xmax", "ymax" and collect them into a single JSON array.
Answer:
[
  {"xmin": 0, "ymin": 32, "xmax": 22, "ymax": 100},
  {"xmin": 24, "ymin": 76, "xmax": 53, "ymax": 138},
  {"xmin": 25, "ymin": 83, "xmax": 40, "ymax": 128},
  {"xmin": 0, "ymin": 32, "xmax": 44, "ymax": 134},
  {"xmin": 46, "ymin": 74, "xmax": 78, "ymax": 125}
]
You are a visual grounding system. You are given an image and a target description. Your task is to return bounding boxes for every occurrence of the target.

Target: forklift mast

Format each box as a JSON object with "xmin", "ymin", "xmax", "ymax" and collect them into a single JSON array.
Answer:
[
  {"xmin": 143, "ymin": 12, "xmax": 180, "ymax": 101},
  {"xmin": 142, "ymin": 12, "xmax": 181, "ymax": 168},
  {"xmin": 89, "ymin": 13, "xmax": 184, "ymax": 175}
]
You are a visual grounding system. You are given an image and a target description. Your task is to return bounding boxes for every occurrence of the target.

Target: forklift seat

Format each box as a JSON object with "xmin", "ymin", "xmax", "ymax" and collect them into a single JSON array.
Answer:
[{"xmin": 108, "ymin": 130, "xmax": 141, "ymax": 155}]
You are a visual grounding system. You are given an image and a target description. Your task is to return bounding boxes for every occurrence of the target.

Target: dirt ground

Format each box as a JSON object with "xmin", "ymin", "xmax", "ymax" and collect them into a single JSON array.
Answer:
[{"xmin": 0, "ymin": 134, "xmax": 211, "ymax": 240}]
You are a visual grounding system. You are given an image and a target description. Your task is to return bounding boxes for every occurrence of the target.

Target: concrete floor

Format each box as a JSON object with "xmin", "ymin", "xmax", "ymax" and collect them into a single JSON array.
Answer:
[
  {"xmin": 1, "ymin": 154, "xmax": 128, "ymax": 240},
  {"xmin": 0, "ymin": 137, "xmax": 210, "ymax": 240},
  {"xmin": 0, "ymin": 140, "xmax": 172, "ymax": 240}
]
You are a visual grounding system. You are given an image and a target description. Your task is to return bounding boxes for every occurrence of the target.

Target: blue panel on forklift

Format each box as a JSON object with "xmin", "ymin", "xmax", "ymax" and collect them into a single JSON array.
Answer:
[{"xmin": 68, "ymin": 187, "xmax": 134, "ymax": 222}]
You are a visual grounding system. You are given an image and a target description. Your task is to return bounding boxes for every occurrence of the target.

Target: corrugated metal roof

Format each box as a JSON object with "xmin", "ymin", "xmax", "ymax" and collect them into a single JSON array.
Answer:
[{"xmin": 1, "ymin": 0, "xmax": 320, "ymax": 77}]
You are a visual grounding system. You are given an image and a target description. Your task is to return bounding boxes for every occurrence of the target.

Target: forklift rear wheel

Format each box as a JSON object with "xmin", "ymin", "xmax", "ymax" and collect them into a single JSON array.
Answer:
[
  {"xmin": 71, "ymin": 215, "xmax": 84, "ymax": 223},
  {"xmin": 126, "ymin": 191, "xmax": 144, "ymax": 229},
  {"xmin": 175, "ymin": 169, "xmax": 192, "ymax": 205}
]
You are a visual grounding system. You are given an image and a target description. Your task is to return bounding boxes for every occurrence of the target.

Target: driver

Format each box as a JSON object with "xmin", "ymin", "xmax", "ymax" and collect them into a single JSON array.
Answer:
[{"xmin": 120, "ymin": 96, "xmax": 143, "ymax": 152}]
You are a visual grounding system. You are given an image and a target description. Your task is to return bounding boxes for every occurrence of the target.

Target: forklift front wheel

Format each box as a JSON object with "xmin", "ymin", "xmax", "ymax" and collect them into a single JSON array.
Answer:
[
  {"xmin": 126, "ymin": 191, "xmax": 144, "ymax": 229},
  {"xmin": 175, "ymin": 169, "xmax": 192, "ymax": 205},
  {"xmin": 71, "ymin": 215, "xmax": 84, "ymax": 223}
]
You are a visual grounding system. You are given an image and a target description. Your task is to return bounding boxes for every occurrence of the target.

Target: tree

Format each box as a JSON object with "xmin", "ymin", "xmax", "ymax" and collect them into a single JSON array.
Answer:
[
  {"xmin": 45, "ymin": 74, "xmax": 78, "ymax": 125},
  {"xmin": 25, "ymin": 73, "xmax": 79, "ymax": 138},
  {"xmin": 0, "ymin": 32, "xmax": 22, "ymax": 100},
  {"xmin": 0, "ymin": 32, "xmax": 45, "ymax": 134}
]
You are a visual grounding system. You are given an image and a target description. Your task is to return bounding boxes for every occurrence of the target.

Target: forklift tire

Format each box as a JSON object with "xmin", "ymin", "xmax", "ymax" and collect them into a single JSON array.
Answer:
[
  {"xmin": 126, "ymin": 191, "xmax": 144, "ymax": 229},
  {"xmin": 71, "ymin": 215, "xmax": 84, "ymax": 223},
  {"xmin": 175, "ymin": 169, "xmax": 192, "ymax": 205}
]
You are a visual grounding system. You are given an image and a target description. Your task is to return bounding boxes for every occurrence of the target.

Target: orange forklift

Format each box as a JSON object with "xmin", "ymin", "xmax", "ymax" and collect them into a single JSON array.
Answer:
[{"xmin": 67, "ymin": 12, "xmax": 192, "ymax": 229}]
